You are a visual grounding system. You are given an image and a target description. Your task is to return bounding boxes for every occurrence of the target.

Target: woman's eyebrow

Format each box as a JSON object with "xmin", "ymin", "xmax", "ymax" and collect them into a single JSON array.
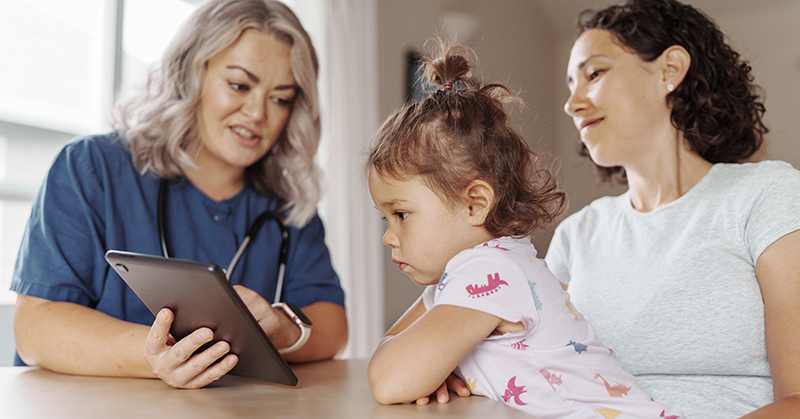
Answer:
[
  {"xmin": 226, "ymin": 65, "xmax": 298, "ymax": 91},
  {"xmin": 565, "ymin": 55, "xmax": 605, "ymax": 86},
  {"xmin": 227, "ymin": 65, "xmax": 260, "ymax": 83}
]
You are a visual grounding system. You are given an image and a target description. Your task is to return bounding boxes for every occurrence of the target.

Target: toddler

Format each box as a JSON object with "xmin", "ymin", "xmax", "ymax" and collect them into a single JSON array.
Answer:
[{"xmin": 366, "ymin": 40, "xmax": 685, "ymax": 419}]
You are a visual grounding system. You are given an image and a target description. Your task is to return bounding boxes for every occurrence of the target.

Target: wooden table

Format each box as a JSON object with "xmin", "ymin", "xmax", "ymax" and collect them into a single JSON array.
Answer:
[{"xmin": 0, "ymin": 359, "xmax": 534, "ymax": 418}]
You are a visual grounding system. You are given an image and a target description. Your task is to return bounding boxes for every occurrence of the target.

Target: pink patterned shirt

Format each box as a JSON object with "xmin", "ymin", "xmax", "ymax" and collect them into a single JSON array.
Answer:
[{"xmin": 422, "ymin": 236, "xmax": 684, "ymax": 419}]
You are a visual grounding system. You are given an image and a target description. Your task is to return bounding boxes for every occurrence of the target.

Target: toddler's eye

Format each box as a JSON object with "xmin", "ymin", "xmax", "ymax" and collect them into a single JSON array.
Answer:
[{"xmin": 394, "ymin": 211, "xmax": 408, "ymax": 220}]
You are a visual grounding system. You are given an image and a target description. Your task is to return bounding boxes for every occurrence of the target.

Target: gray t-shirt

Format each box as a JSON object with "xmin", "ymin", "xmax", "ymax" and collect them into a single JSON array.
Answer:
[{"xmin": 545, "ymin": 161, "xmax": 800, "ymax": 419}]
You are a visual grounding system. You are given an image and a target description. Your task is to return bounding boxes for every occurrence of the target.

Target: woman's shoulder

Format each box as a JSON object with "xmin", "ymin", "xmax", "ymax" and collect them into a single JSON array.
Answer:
[
  {"xmin": 556, "ymin": 192, "xmax": 629, "ymax": 233},
  {"xmin": 59, "ymin": 131, "xmax": 132, "ymax": 166},
  {"xmin": 48, "ymin": 132, "xmax": 141, "ymax": 191},
  {"xmin": 711, "ymin": 160, "xmax": 800, "ymax": 184},
  {"xmin": 703, "ymin": 160, "xmax": 800, "ymax": 198}
]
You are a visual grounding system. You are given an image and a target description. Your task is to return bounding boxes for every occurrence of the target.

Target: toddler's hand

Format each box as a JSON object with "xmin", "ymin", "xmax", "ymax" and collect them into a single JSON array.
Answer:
[{"xmin": 415, "ymin": 373, "xmax": 471, "ymax": 404}]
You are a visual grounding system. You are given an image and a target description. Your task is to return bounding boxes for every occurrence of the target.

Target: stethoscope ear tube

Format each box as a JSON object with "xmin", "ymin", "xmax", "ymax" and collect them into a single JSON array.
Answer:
[{"xmin": 158, "ymin": 180, "xmax": 170, "ymax": 259}]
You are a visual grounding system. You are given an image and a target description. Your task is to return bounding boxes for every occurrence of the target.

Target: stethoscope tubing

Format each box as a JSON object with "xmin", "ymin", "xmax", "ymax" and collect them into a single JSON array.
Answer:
[{"xmin": 157, "ymin": 179, "xmax": 289, "ymax": 303}]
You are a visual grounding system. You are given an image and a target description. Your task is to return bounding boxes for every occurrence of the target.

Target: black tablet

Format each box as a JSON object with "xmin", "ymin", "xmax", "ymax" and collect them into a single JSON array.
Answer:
[{"xmin": 104, "ymin": 250, "xmax": 297, "ymax": 386}]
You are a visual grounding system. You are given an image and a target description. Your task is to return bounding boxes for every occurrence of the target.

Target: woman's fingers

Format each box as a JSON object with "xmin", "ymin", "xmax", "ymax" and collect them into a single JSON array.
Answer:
[
  {"xmin": 180, "ymin": 352, "xmax": 239, "ymax": 389},
  {"xmin": 143, "ymin": 308, "xmax": 173, "ymax": 356},
  {"xmin": 143, "ymin": 308, "xmax": 238, "ymax": 388},
  {"xmin": 233, "ymin": 285, "xmax": 291, "ymax": 345}
]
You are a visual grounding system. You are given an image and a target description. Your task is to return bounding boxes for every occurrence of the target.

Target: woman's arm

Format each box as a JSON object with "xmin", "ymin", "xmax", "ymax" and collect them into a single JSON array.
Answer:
[
  {"xmin": 233, "ymin": 286, "xmax": 347, "ymax": 362},
  {"xmin": 283, "ymin": 302, "xmax": 347, "ymax": 362},
  {"xmin": 742, "ymin": 229, "xmax": 800, "ymax": 418},
  {"xmin": 14, "ymin": 295, "xmax": 155, "ymax": 377},
  {"xmin": 368, "ymin": 297, "xmax": 502, "ymax": 405},
  {"xmin": 15, "ymin": 295, "xmax": 239, "ymax": 388}
]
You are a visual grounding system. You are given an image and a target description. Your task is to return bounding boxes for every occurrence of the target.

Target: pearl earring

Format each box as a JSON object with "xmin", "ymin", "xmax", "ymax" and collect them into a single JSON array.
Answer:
[{"xmin": 667, "ymin": 83, "xmax": 675, "ymax": 92}]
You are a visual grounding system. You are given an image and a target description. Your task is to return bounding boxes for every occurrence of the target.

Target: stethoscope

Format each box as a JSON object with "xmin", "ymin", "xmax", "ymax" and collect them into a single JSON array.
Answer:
[{"xmin": 157, "ymin": 179, "xmax": 289, "ymax": 303}]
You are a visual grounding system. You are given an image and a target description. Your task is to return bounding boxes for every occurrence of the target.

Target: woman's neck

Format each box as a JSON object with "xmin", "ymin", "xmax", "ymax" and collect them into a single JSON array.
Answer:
[
  {"xmin": 625, "ymin": 136, "xmax": 713, "ymax": 213},
  {"xmin": 182, "ymin": 165, "xmax": 246, "ymax": 202}
]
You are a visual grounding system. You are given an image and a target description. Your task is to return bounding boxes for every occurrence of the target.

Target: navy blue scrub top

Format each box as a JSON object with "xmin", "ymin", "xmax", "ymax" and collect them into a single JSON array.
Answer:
[{"xmin": 10, "ymin": 132, "xmax": 344, "ymax": 366}]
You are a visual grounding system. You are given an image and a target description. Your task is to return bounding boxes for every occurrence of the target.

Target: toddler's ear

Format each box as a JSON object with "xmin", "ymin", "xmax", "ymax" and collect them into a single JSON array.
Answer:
[{"xmin": 464, "ymin": 180, "xmax": 494, "ymax": 225}]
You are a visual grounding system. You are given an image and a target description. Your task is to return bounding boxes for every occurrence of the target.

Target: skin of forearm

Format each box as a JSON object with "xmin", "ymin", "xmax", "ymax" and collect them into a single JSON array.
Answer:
[
  {"xmin": 14, "ymin": 296, "xmax": 155, "ymax": 377},
  {"xmin": 739, "ymin": 394, "xmax": 800, "ymax": 418},
  {"xmin": 369, "ymin": 335, "xmax": 455, "ymax": 404}
]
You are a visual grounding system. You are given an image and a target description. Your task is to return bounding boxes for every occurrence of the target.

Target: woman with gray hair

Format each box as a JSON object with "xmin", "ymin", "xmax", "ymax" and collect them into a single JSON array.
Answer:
[{"xmin": 11, "ymin": 0, "xmax": 346, "ymax": 389}]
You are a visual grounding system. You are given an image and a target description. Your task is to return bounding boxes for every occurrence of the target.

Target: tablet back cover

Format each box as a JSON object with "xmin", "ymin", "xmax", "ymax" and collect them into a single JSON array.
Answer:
[{"xmin": 105, "ymin": 250, "xmax": 297, "ymax": 386}]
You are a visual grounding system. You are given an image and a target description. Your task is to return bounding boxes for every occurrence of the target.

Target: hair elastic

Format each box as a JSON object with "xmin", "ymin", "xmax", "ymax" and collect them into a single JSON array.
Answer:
[{"xmin": 442, "ymin": 83, "xmax": 453, "ymax": 90}]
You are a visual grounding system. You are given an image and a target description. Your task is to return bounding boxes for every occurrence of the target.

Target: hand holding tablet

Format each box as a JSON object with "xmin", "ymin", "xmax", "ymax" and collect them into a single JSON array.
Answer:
[{"xmin": 105, "ymin": 250, "xmax": 299, "ymax": 386}]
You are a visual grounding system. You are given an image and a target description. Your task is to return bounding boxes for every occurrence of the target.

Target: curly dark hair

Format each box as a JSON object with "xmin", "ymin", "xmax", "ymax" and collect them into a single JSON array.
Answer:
[
  {"xmin": 576, "ymin": 0, "xmax": 767, "ymax": 183},
  {"xmin": 367, "ymin": 39, "xmax": 567, "ymax": 237}
]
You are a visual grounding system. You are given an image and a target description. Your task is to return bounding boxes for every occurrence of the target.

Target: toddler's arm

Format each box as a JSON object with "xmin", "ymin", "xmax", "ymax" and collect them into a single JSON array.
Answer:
[{"xmin": 368, "ymin": 297, "xmax": 502, "ymax": 404}]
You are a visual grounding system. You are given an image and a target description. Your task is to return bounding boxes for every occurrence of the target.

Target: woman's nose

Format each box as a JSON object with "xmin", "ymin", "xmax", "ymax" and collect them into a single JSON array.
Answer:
[
  {"xmin": 564, "ymin": 87, "xmax": 587, "ymax": 117},
  {"xmin": 242, "ymin": 94, "xmax": 267, "ymax": 121}
]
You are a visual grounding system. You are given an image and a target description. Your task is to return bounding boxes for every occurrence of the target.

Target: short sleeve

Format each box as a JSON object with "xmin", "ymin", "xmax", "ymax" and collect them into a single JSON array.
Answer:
[
  {"xmin": 434, "ymin": 248, "xmax": 538, "ymax": 325},
  {"xmin": 545, "ymin": 218, "xmax": 574, "ymax": 286},
  {"xmin": 10, "ymin": 137, "xmax": 109, "ymax": 306},
  {"xmin": 281, "ymin": 214, "xmax": 345, "ymax": 308},
  {"xmin": 743, "ymin": 161, "xmax": 800, "ymax": 261}
]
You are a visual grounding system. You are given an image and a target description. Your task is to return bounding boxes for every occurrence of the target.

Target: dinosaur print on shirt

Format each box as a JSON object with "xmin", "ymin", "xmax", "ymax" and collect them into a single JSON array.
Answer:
[
  {"xmin": 464, "ymin": 375, "xmax": 477, "ymax": 393},
  {"xmin": 482, "ymin": 242, "xmax": 510, "ymax": 251},
  {"xmin": 595, "ymin": 374, "xmax": 631, "ymax": 397},
  {"xmin": 540, "ymin": 369, "xmax": 562, "ymax": 390},
  {"xmin": 594, "ymin": 407, "xmax": 622, "ymax": 419},
  {"xmin": 437, "ymin": 271, "xmax": 448, "ymax": 290},
  {"xmin": 511, "ymin": 339, "xmax": 529, "ymax": 350},
  {"xmin": 528, "ymin": 281, "xmax": 543, "ymax": 310},
  {"xmin": 466, "ymin": 272, "xmax": 508, "ymax": 298},
  {"xmin": 566, "ymin": 340, "xmax": 588, "ymax": 354},
  {"xmin": 501, "ymin": 376, "xmax": 527, "ymax": 406},
  {"xmin": 566, "ymin": 297, "xmax": 580, "ymax": 320}
]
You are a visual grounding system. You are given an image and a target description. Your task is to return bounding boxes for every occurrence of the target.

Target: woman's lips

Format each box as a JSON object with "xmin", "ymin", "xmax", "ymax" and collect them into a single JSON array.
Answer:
[
  {"xmin": 230, "ymin": 125, "xmax": 262, "ymax": 146},
  {"xmin": 580, "ymin": 118, "xmax": 603, "ymax": 135}
]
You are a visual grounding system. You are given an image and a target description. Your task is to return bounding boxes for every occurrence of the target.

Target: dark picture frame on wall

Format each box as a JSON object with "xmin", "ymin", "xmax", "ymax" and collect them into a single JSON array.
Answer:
[{"xmin": 405, "ymin": 50, "xmax": 431, "ymax": 103}]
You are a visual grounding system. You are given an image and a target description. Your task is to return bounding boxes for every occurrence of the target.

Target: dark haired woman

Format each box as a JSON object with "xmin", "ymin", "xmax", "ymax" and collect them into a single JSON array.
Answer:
[{"xmin": 546, "ymin": 0, "xmax": 800, "ymax": 417}]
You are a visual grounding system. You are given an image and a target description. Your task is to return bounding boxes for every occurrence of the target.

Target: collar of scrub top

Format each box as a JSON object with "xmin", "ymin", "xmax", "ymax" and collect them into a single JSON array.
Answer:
[{"xmin": 157, "ymin": 179, "xmax": 290, "ymax": 303}]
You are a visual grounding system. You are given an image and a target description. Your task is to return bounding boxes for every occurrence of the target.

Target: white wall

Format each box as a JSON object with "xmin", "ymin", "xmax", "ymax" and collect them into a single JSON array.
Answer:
[
  {"xmin": 713, "ymin": 1, "xmax": 800, "ymax": 167},
  {"xmin": 0, "ymin": 304, "xmax": 14, "ymax": 365}
]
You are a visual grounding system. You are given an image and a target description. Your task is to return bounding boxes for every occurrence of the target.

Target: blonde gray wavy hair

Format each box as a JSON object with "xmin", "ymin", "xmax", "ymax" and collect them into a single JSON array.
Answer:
[{"xmin": 111, "ymin": 0, "xmax": 322, "ymax": 227}]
